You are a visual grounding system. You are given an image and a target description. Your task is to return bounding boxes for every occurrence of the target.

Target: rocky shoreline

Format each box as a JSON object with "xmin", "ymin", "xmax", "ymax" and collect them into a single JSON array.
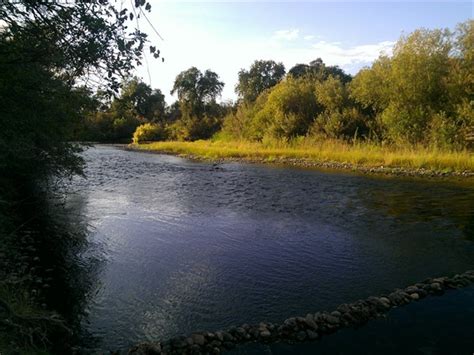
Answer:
[
  {"xmin": 124, "ymin": 146, "xmax": 474, "ymax": 179},
  {"xmin": 128, "ymin": 270, "xmax": 474, "ymax": 355}
]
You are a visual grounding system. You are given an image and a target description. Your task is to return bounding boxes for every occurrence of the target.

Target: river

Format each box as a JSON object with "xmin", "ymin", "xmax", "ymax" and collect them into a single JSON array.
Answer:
[{"xmin": 57, "ymin": 145, "xmax": 474, "ymax": 353}]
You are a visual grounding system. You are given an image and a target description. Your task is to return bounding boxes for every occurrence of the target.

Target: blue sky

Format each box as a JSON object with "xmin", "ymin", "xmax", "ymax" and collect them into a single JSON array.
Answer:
[{"xmin": 137, "ymin": 1, "xmax": 473, "ymax": 102}]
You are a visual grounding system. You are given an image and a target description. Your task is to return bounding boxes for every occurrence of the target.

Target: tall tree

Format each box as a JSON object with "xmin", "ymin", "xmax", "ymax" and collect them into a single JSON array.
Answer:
[
  {"xmin": 171, "ymin": 67, "xmax": 224, "ymax": 118},
  {"xmin": 235, "ymin": 60, "xmax": 286, "ymax": 103}
]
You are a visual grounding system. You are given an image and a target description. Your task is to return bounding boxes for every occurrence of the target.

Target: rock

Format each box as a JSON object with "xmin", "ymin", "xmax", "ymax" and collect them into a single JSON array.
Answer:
[
  {"xmin": 283, "ymin": 317, "xmax": 297, "ymax": 328},
  {"xmin": 296, "ymin": 331, "xmax": 307, "ymax": 341},
  {"xmin": 260, "ymin": 330, "xmax": 271, "ymax": 338},
  {"xmin": 337, "ymin": 303, "xmax": 351, "ymax": 314},
  {"xmin": 325, "ymin": 314, "xmax": 340, "ymax": 325},
  {"xmin": 222, "ymin": 331, "xmax": 234, "ymax": 342},
  {"xmin": 249, "ymin": 327, "xmax": 259, "ymax": 339},
  {"xmin": 215, "ymin": 331, "xmax": 224, "ymax": 342},
  {"xmin": 170, "ymin": 336, "xmax": 187, "ymax": 349},
  {"xmin": 304, "ymin": 313, "xmax": 318, "ymax": 330},
  {"xmin": 191, "ymin": 333, "xmax": 206, "ymax": 346},
  {"xmin": 379, "ymin": 297, "xmax": 391, "ymax": 309},
  {"xmin": 405, "ymin": 286, "xmax": 420, "ymax": 294},
  {"xmin": 410, "ymin": 293, "xmax": 419, "ymax": 301},
  {"xmin": 306, "ymin": 330, "xmax": 319, "ymax": 340},
  {"xmin": 128, "ymin": 342, "xmax": 162, "ymax": 355},
  {"xmin": 430, "ymin": 282, "xmax": 442, "ymax": 292}
]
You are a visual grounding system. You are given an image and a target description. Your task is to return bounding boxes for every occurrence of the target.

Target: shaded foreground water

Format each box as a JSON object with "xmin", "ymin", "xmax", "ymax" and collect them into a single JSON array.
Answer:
[{"xmin": 60, "ymin": 145, "xmax": 474, "ymax": 353}]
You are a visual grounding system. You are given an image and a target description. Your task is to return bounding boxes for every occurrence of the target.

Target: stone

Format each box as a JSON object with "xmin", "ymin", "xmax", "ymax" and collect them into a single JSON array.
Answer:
[
  {"xmin": 304, "ymin": 313, "xmax": 318, "ymax": 330},
  {"xmin": 410, "ymin": 293, "xmax": 420, "ymax": 301},
  {"xmin": 337, "ymin": 303, "xmax": 351, "ymax": 314},
  {"xmin": 325, "ymin": 314, "xmax": 340, "ymax": 325},
  {"xmin": 306, "ymin": 330, "xmax": 319, "ymax": 340},
  {"xmin": 222, "ymin": 332, "xmax": 234, "ymax": 342},
  {"xmin": 191, "ymin": 333, "xmax": 206, "ymax": 346},
  {"xmin": 215, "ymin": 331, "xmax": 224, "ymax": 342},
  {"xmin": 171, "ymin": 336, "xmax": 187, "ymax": 349},
  {"xmin": 129, "ymin": 342, "xmax": 162, "ymax": 355},
  {"xmin": 430, "ymin": 282, "xmax": 442, "ymax": 292},
  {"xmin": 296, "ymin": 331, "xmax": 307, "ymax": 341},
  {"xmin": 405, "ymin": 286, "xmax": 420, "ymax": 294},
  {"xmin": 260, "ymin": 330, "xmax": 271, "ymax": 338},
  {"xmin": 284, "ymin": 317, "xmax": 297, "ymax": 328}
]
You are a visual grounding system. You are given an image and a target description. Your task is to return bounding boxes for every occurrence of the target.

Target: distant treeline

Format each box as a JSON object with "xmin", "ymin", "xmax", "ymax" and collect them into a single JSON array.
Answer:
[{"xmin": 78, "ymin": 20, "xmax": 473, "ymax": 151}]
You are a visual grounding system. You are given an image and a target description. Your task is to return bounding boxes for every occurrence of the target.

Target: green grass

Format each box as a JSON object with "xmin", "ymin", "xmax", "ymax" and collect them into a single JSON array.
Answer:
[{"xmin": 131, "ymin": 139, "xmax": 474, "ymax": 173}]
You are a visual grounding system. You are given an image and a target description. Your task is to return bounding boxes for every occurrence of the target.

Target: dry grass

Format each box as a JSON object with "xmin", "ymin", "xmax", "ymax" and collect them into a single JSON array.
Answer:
[{"xmin": 131, "ymin": 139, "xmax": 474, "ymax": 173}]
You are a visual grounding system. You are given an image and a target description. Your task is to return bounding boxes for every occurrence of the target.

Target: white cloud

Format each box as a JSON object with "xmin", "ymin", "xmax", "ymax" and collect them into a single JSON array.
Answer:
[
  {"xmin": 304, "ymin": 35, "xmax": 315, "ymax": 41},
  {"xmin": 311, "ymin": 40, "xmax": 395, "ymax": 66},
  {"xmin": 273, "ymin": 29, "xmax": 300, "ymax": 41}
]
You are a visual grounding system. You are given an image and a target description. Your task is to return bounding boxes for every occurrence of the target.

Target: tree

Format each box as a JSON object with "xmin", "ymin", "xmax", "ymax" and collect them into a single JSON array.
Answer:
[
  {"xmin": 350, "ymin": 26, "xmax": 466, "ymax": 146},
  {"xmin": 111, "ymin": 78, "xmax": 166, "ymax": 122},
  {"xmin": 235, "ymin": 60, "xmax": 286, "ymax": 103},
  {"xmin": 170, "ymin": 67, "xmax": 224, "ymax": 140},
  {"xmin": 252, "ymin": 77, "xmax": 319, "ymax": 140},
  {"xmin": 288, "ymin": 58, "xmax": 352, "ymax": 83},
  {"xmin": 171, "ymin": 67, "xmax": 224, "ymax": 119},
  {"xmin": 0, "ymin": 1, "xmax": 160, "ymax": 183}
]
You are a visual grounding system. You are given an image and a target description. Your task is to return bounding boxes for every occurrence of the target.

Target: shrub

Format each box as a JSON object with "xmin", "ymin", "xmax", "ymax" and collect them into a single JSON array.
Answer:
[{"xmin": 132, "ymin": 123, "xmax": 168, "ymax": 144}]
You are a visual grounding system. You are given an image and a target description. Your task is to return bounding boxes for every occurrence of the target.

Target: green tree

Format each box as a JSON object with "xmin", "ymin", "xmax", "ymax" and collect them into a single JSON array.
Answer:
[
  {"xmin": 235, "ymin": 60, "xmax": 286, "ymax": 103},
  {"xmin": 252, "ymin": 78, "xmax": 319, "ymax": 140},
  {"xmin": 171, "ymin": 67, "xmax": 224, "ymax": 119},
  {"xmin": 350, "ymin": 26, "xmax": 463, "ymax": 146},
  {"xmin": 288, "ymin": 58, "xmax": 352, "ymax": 83},
  {"xmin": 0, "ymin": 1, "xmax": 159, "ymax": 183},
  {"xmin": 170, "ymin": 67, "xmax": 225, "ymax": 140}
]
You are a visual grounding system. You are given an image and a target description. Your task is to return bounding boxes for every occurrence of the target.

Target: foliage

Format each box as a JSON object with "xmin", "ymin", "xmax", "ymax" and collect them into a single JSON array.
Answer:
[
  {"xmin": 252, "ymin": 78, "xmax": 319, "ymax": 140},
  {"xmin": 235, "ymin": 60, "xmax": 286, "ymax": 103},
  {"xmin": 171, "ymin": 67, "xmax": 224, "ymax": 119},
  {"xmin": 169, "ymin": 67, "xmax": 226, "ymax": 140},
  {"xmin": 78, "ymin": 78, "xmax": 167, "ymax": 142},
  {"xmin": 288, "ymin": 58, "xmax": 352, "ymax": 83},
  {"xmin": 133, "ymin": 123, "xmax": 168, "ymax": 144},
  {"xmin": 0, "ymin": 1, "xmax": 158, "ymax": 183},
  {"xmin": 351, "ymin": 22, "xmax": 473, "ymax": 148}
]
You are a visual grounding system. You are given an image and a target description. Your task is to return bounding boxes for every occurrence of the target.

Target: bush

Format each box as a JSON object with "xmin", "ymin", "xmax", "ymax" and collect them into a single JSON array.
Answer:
[
  {"xmin": 132, "ymin": 123, "xmax": 168, "ymax": 144},
  {"xmin": 252, "ymin": 78, "xmax": 319, "ymax": 140}
]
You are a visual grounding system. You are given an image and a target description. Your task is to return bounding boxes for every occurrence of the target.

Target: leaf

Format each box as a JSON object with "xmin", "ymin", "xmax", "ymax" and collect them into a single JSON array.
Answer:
[{"xmin": 145, "ymin": 3, "xmax": 151, "ymax": 11}]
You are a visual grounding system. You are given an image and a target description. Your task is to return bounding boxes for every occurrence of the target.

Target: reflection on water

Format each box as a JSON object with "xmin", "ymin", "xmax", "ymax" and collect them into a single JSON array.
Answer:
[{"xmin": 61, "ymin": 145, "xmax": 474, "ymax": 352}]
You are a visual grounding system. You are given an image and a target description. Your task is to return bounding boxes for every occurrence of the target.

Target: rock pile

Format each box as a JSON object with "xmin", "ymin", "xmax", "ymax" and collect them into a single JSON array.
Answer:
[{"xmin": 128, "ymin": 270, "xmax": 474, "ymax": 355}]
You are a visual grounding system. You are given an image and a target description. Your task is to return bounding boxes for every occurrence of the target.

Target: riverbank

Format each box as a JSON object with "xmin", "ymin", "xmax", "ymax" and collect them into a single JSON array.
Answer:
[
  {"xmin": 129, "ymin": 270, "xmax": 474, "ymax": 355},
  {"xmin": 128, "ymin": 140, "xmax": 474, "ymax": 178}
]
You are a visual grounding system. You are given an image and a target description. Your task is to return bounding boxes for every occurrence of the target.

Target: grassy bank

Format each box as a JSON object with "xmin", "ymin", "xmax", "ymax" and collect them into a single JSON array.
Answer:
[{"xmin": 130, "ymin": 139, "xmax": 474, "ymax": 176}]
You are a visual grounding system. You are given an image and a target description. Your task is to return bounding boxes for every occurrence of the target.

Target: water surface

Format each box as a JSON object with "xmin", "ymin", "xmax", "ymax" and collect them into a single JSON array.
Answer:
[{"xmin": 66, "ymin": 145, "xmax": 474, "ymax": 352}]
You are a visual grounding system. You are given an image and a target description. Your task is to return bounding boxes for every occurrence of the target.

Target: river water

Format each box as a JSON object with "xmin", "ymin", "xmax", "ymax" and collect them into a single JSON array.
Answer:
[{"xmin": 60, "ymin": 145, "xmax": 474, "ymax": 353}]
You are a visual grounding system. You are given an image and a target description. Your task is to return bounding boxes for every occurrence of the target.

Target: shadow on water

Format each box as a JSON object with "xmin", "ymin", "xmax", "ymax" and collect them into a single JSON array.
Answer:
[{"xmin": 0, "ymin": 182, "xmax": 103, "ymax": 354}]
